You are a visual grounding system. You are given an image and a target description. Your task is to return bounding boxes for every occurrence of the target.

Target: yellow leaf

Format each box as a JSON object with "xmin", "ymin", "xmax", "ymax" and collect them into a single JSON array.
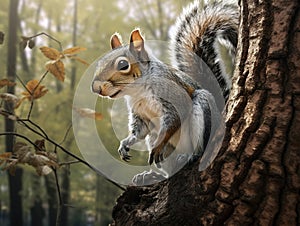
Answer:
[
  {"xmin": 69, "ymin": 56, "xmax": 90, "ymax": 66},
  {"xmin": 74, "ymin": 107, "xmax": 103, "ymax": 120},
  {"xmin": 21, "ymin": 79, "xmax": 48, "ymax": 100},
  {"xmin": 63, "ymin": 46, "xmax": 86, "ymax": 55},
  {"xmin": 40, "ymin": 46, "xmax": 61, "ymax": 60},
  {"xmin": 45, "ymin": 60, "xmax": 65, "ymax": 82},
  {"xmin": 0, "ymin": 79, "xmax": 16, "ymax": 89}
]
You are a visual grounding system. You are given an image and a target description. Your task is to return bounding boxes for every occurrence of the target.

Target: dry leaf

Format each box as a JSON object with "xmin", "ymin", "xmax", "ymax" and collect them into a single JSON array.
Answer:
[
  {"xmin": 0, "ymin": 79, "xmax": 16, "ymax": 89},
  {"xmin": 8, "ymin": 115, "xmax": 18, "ymax": 121},
  {"xmin": 0, "ymin": 93, "xmax": 19, "ymax": 104},
  {"xmin": 22, "ymin": 79, "xmax": 48, "ymax": 100},
  {"xmin": 63, "ymin": 46, "xmax": 86, "ymax": 55},
  {"xmin": 0, "ymin": 142, "xmax": 59, "ymax": 176},
  {"xmin": 40, "ymin": 46, "xmax": 61, "ymax": 60},
  {"xmin": 69, "ymin": 56, "xmax": 90, "ymax": 66},
  {"xmin": 74, "ymin": 107, "xmax": 103, "ymax": 120},
  {"xmin": 34, "ymin": 139, "xmax": 46, "ymax": 152},
  {"xmin": 28, "ymin": 39, "xmax": 35, "ymax": 49},
  {"xmin": 39, "ymin": 45, "xmax": 88, "ymax": 82},
  {"xmin": 0, "ymin": 152, "xmax": 12, "ymax": 161},
  {"xmin": 16, "ymin": 80, "xmax": 48, "ymax": 108},
  {"xmin": 19, "ymin": 40, "xmax": 28, "ymax": 50},
  {"xmin": 45, "ymin": 60, "xmax": 65, "ymax": 82}
]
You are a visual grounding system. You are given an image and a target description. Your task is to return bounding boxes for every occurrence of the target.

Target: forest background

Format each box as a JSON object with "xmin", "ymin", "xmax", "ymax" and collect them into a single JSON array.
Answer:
[{"xmin": 0, "ymin": 0, "xmax": 195, "ymax": 225}]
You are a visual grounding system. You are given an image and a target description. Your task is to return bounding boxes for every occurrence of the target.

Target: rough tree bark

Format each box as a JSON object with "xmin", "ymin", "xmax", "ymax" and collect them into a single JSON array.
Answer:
[{"xmin": 111, "ymin": 0, "xmax": 300, "ymax": 225}]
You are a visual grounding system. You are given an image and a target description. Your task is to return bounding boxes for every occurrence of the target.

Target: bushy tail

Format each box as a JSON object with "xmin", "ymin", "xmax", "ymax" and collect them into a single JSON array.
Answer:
[{"xmin": 170, "ymin": 1, "xmax": 239, "ymax": 104}]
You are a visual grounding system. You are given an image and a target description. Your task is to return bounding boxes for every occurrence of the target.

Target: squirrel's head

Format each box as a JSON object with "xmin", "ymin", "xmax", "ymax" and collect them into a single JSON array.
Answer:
[{"xmin": 91, "ymin": 29, "xmax": 149, "ymax": 99}]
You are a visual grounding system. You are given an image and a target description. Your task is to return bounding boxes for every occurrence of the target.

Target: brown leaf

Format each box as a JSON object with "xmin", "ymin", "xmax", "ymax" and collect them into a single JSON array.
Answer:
[
  {"xmin": 45, "ymin": 60, "xmax": 65, "ymax": 82},
  {"xmin": 0, "ymin": 93, "xmax": 19, "ymax": 104},
  {"xmin": 0, "ymin": 79, "xmax": 16, "ymax": 89},
  {"xmin": 34, "ymin": 139, "xmax": 46, "ymax": 152},
  {"xmin": 19, "ymin": 40, "xmax": 28, "ymax": 50},
  {"xmin": 40, "ymin": 46, "xmax": 61, "ymax": 60},
  {"xmin": 28, "ymin": 39, "xmax": 35, "ymax": 49},
  {"xmin": 36, "ymin": 166, "xmax": 53, "ymax": 176},
  {"xmin": 21, "ymin": 79, "xmax": 48, "ymax": 100},
  {"xmin": 74, "ymin": 107, "xmax": 103, "ymax": 120},
  {"xmin": 69, "ymin": 56, "xmax": 90, "ymax": 66},
  {"xmin": 13, "ymin": 142, "xmax": 31, "ymax": 154},
  {"xmin": 0, "ymin": 93, "xmax": 20, "ymax": 109},
  {"xmin": 1, "ymin": 142, "xmax": 59, "ymax": 176},
  {"xmin": 0, "ymin": 152, "xmax": 12, "ymax": 161},
  {"xmin": 63, "ymin": 46, "xmax": 86, "ymax": 55}
]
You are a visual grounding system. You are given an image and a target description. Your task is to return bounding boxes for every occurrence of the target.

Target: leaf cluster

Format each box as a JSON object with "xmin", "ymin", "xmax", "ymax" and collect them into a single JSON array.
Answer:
[{"xmin": 0, "ymin": 140, "xmax": 58, "ymax": 176}]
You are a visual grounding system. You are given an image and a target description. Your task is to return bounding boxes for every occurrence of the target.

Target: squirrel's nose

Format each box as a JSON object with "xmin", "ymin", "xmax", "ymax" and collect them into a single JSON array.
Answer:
[{"xmin": 91, "ymin": 80, "xmax": 102, "ymax": 94}]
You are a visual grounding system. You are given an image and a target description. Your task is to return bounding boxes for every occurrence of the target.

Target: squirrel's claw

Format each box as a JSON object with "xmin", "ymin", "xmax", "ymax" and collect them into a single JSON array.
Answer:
[
  {"xmin": 118, "ymin": 145, "xmax": 131, "ymax": 162},
  {"xmin": 122, "ymin": 154, "xmax": 132, "ymax": 162},
  {"xmin": 148, "ymin": 153, "xmax": 154, "ymax": 165},
  {"xmin": 154, "ymin": 153, "xmax": 161, "ymax": 164},
  {"xmin": 149, "ymin": 148, "xmax": 163, "ymax": 165},
  {"xmin": 159, "ymin": 153, "xmax": 164, "ymax": 162}
]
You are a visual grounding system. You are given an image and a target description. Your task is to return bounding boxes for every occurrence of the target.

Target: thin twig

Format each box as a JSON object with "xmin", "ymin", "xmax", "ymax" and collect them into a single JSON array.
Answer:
[
  {"xmin": 0, "ymin": 131, "xmax": 126, "ymax": 191},
  {"xmin": 59, "ymin": 160, "xmax": 80, "ymax": 166},
  {"xmin": 27, "ymin": 70, "xmax": 49, "ymax": 119},
  {"xmin": 26, "ymin": 119, "xmax": 49, "ymax": 139},
  {"xmin": 0, "ymin": 132, "xmax": 43, "ymax": 152},
  {"xmin": 59, "ymin": 124, "xmax": 72, "ymax": 145},
  {"xmin": 28, "ymin": 32, "xmax": 63, "ymax": 51},
  {"xmin": 53, "ymin": 169, "xmax": 62, "ymax": 205},
  {"xmin": 15, "ymin": 73, "xmax": 29, "ymax": 92},
  {"xmin": 17, "ymin": 119, "xmax": 48, "ymax": 139},
  {"xmin": 53, "ymin": 169, "xmax": 63, "ymax": 226}
]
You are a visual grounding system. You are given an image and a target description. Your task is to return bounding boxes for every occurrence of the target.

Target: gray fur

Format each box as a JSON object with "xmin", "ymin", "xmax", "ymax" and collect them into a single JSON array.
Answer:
[
  {"xmin": 170, "ymin": 0, "xmax": 239, "ymax": 103},
  {"xmin": 92, "ymin": 1, "xmax": 239, "ymax": 185}
]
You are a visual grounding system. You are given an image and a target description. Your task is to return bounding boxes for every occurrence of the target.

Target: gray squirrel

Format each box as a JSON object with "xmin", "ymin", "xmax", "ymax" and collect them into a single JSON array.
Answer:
[{"xmin": 91, "ymin": 1, "xmax": 239, "ymax": 185}]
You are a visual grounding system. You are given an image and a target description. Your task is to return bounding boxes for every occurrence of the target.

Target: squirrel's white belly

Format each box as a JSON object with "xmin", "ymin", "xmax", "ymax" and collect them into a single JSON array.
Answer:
[{"xmin": 127, "ymin": 95, "xmax": 163, "ymax": 120}]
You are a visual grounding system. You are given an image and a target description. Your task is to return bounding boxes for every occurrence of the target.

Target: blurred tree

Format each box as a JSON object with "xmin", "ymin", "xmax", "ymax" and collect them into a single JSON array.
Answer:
[
  {"xmin": 29, "ymin": 175, "xmax": 44, "ymax": 226},
  {"xmin": 45, "ymin": 174, "xmax": 57, "ymax": 226},
  {"xmin": 5, "ymin": 1, "xmax": 23, "ymax": 226},
  {"xmin": 124, "ymin": 0, "xmax": 192, "ymax": 41}
]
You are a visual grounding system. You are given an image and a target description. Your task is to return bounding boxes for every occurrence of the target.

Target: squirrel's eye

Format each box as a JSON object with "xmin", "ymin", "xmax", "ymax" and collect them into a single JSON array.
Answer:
[
  {"xmin": 115, "ymin": 57, "xmax": 131, "ymax": 73},
  {"xmin": 117, "ymin": 60, "xmax": 129, "ymax": 71}
]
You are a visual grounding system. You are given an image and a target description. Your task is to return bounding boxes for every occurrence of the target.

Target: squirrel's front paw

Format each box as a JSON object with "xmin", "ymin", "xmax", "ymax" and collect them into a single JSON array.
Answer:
[{"xmin": 118, "ymin": 142, "xmax": 131, "ymax": 162}]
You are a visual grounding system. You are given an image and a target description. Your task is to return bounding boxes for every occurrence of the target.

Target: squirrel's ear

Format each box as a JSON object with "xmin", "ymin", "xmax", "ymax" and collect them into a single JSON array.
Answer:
[
  {"xmin": 130, "ymin": 29, "xmax": 144, "ymax": 52},
  {"xmin": 110, "ymin": 33, "xmax": 123, "ymax": 49},
  {"xmin": 129, "ymin": 29, "xmax": 149, "ymax": 62}
]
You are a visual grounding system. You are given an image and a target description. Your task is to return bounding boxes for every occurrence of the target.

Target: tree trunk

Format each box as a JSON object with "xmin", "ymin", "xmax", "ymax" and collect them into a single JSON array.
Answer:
[
  {"xmin": 70, "ymin": 0, "xmax": 78, "ymax": 91},
  {"xmin": 60, "ymin": 163, "xmax": 70, "ymax": 226},
  {"xmin": 30, "ymin": 0, "xmax": 43, "ymax": 79},
  {"xmin": 111, "ymin": 0, "xmax": 300, "ymax": 225},
  {"xmin": 30, "ymin": 175, "xmax": 44, "ymax": 226},
  {"xmin": 45, "ymin": 174, "xmax": 57, "ymax": 226},
  {"xmin": 6, "ymin": 1, "xmax": 23, "ymax": 226}
]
